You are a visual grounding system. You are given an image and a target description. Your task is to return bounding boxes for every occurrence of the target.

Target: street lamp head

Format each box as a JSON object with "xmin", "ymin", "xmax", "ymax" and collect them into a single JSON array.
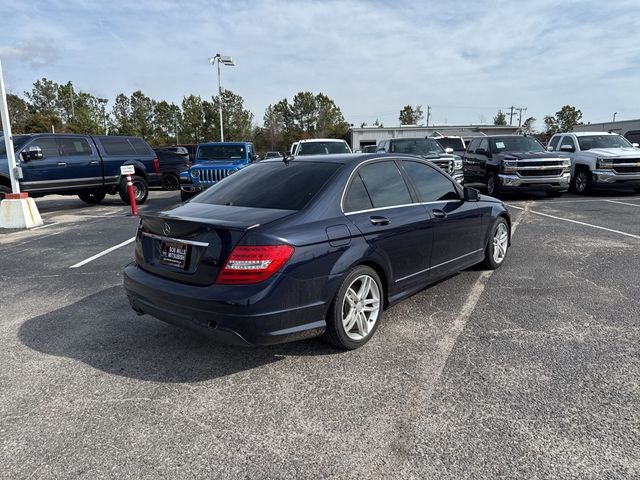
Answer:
[{"xmin": 209, "ymin": 54, "xmax": 235, "ymax": 66}]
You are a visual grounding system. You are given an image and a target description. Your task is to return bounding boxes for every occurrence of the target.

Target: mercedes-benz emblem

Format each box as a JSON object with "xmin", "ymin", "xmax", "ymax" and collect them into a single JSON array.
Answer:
[{"xmin": 162, "ymin": 223, "xmax": 171, "ymax": 235}]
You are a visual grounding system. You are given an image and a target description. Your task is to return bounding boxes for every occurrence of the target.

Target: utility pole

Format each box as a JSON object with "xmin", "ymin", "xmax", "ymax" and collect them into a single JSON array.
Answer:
[
  {"xmin": 508, "ymin": 106, "xmax": 515, "ymax": 126},
  {"xmin": 70, "ymin": 81, "xmax": 75, "ymax": 123},
  {"xmin": 515, "ymin": 107, "xmax": 528, "ymax": 127},
  {"xmin": 426, "ymin": 105, "xmax": 432, "ymax": 127}
]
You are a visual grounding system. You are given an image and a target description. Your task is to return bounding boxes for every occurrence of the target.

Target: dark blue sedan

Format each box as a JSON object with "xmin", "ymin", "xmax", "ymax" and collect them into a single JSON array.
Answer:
[{"xmin": 124, "ymin": 153, "xmax": 511, "ymax": 349}]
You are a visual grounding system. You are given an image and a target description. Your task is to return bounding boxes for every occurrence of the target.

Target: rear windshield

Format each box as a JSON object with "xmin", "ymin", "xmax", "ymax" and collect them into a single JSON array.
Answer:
[
  {"xmin": 577, "ymin": 135, "xmax": 631, "ymax": 150},
  {"xmin": 0, "ymin": 135, "xmax": 30, "ymax": 155},
  {"xmin": 435, "ymin": 137, "xmax": 465, "ymax": 151},
  {"xmin": 197, "ymin": 145, "xmax": 247, "ymax": 161},
  {"xmin": 390, "ymin": 138, "xmax": 444, "ymax": 155},
  {"xmin": 193, "ymin": 161, "xmax": 342, "ymax": 210},
  {"xmin": 490, "ymin": 136, "xmax": 544, "ymax": 154},
  {"xmin": 297, "ymin": 141, "xmax": 350, "ymax": 155}
]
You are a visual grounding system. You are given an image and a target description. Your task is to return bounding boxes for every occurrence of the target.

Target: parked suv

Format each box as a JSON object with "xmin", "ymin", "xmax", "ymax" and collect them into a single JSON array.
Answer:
[
  {"xmin": 0, "ymin": 134, "xmax": 160, "ymax": 204},
  {"xmin": 463, "ymin": 135, "xmax": 570, "ymax": 196},
  {"xmin": 377, "ymin": 137, "xmax": 463, "ymax": 184},
  {"xmin": 547, "ymin": 132, "xmax": 640, "ymax": 194},
  {"xmin": 180, "ymin": 142, "xmax": 255, "ymax": 201},
  {"xmin": 153, "ymin": 148, "xmax": 190, "ymax": 190}
]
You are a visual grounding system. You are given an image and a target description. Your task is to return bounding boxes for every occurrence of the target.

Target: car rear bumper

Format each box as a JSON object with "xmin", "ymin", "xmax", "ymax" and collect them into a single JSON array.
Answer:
[
  {"xmin": 592, "ymin": 170, "xmax": 640, "ymax": 186},
  {"xmin": 123, "ymin": 263, "xmax": 329, "ymax": 346},
  {"xmin": 498, "ymin": 172, "xmax": 570, "ymax": 191}
]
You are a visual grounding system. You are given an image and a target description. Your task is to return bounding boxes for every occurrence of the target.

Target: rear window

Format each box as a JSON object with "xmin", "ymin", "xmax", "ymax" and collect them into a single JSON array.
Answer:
[
  {"xmin": 297, "ymin": 141, "xmax": 350, "ymax": 155},
  {"xmin": 193, "ymin": 161, "xmax": 343, "ymax": 210},
  {"xmin": 129, "ymin": 137, "xmax": 153, "ymax": 155},
  {"xmin": 99, "ymin": 137, "xmax": 137, "ymax": 155},
  {"xmin": 435, "ymin": 137, "xmax": 465, "ymax": 151}
]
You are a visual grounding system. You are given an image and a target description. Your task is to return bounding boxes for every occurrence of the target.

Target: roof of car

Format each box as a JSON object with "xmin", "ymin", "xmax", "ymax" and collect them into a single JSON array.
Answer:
[
  {"xmin": 198, "ymin": 141, "xmax": 253, "ymax": 146},
  {"xmin": 296, "ymin": 138, "xmax": 348, "ymax": 143},
  {"xmin": 555, "ymin": 131, "xmax": 619, "ymax": 137},
  {"xmin": 261, "ymin": 152, "xmax": 426, "ymax": 166}
]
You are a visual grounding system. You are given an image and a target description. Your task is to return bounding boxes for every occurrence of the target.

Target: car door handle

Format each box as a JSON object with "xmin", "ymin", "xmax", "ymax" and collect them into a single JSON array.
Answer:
[
  {"xmin": 56, "ymin": 162, "xmax": 67, "ymax": 166},
  {"xmin": 369, "ymin": 216, "xmax": 390, "ymax": 226},
  {"xmin": 432, "ymin": 209, "xmax": 447, "ymax": 219},
  {"xmin": 89, "ymin": 161, "xmax": 99, "ymax": 165}
]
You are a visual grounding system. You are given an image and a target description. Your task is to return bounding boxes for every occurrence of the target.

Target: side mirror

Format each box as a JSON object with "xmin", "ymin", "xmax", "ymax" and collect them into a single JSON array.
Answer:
[
  {"xmin": 632, "ymin": 143, "xmax": 639, "ymax": 148},
  {"xmin": 560, "ymin": 144, "xmax": 575, "ymax": 152},
  {"xmin": 21, "ymin": 146, "xmax": 43, "ymax": 162},
  {"xmin": 463, "ymin": 186, "xmax": 480, "ymax": 202},
  {"xmin": 445, "ymin": 147, "xmax": 454, "ymax": 154},
  {"xmin": 546, "ymin": 146, "xmax": 554, "ymax": 151}
]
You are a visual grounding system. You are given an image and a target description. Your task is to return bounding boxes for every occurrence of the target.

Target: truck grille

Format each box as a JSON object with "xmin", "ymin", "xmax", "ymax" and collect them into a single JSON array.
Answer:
[
  {"xmin": 432, "ymin": 159, "xmax": 454, "ymax": 174},
  {"xmin": 515, "ymin": 158, "xmax": 566, "ymax": 177},
  {"xmin": 613, "ymin": 166, "xmax": 640, "ymax": 174},
  {"xmin": 611, "ymin": 159, "xmax": 640, "ymax": 174},
  {"xmin": 198, "ymin": 168, "xmax": 237, "ymax": 184}
]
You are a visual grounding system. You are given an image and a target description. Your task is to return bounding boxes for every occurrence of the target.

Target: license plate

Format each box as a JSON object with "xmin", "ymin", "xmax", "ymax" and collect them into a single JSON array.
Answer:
[{"xmin": 160, "ymin": 241, "xmax": 189, "ymax": 268}]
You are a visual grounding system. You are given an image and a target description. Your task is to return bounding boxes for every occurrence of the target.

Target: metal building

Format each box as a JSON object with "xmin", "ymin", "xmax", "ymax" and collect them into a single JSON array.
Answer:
[
  {"xmin": 573, "ymin": 118, "xmax": 640, "ymax": 137},
  {"xmin": 349, "ymin": 124, "xmax": 521, "ymax": 151}
]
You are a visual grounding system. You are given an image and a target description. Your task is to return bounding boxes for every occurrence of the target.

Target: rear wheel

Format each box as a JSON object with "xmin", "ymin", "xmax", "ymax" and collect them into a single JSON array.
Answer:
[
  {"xmin": 486, "ymin": 173, "xmax": 500, "ymax": 197},
  {"xmin": 323, "ymin": 266, "xmax": 383, "ymax": 350},
  {"xmin": 572, "ymin": 169, "xmax": 592, "ymax": 195},
  {"xmin": 161, "ymin": 173, "xmax": 180, "ymax": 191},
  {"xmin": 483, "ymin": 218, "xmax": 509, "ymax": 269},
  {"xmin": 119, "ymin": 175, "xmax": 148, "ymax": 205},
  {"xmin": 78, "ymin": 190, "xmax": 106, "ymax": 204},
  {"xmin": 0, "ymin": 185, "xmax": 10, "ymax": 201}
]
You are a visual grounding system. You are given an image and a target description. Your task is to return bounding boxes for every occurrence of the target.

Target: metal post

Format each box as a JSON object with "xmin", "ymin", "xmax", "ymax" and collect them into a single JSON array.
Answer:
[
  {"xmin": 0, "ymin": 59, "xmax": 20, "ymax": 194},
  {"xmin": 70, "ymin": 82, "xmax": 75, "ymax": 122},
  {"xmin": 217, "ymin": 57, "xmax": 224, "ymax": 142}
]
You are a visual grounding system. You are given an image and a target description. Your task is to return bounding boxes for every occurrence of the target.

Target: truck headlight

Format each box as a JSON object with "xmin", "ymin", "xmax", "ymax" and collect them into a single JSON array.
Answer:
[
  {"xmin": 191, "ymin": 170, "xmax": 200, "ymax": 178},
  {"xmin": 454, "ymin": 159, "xmax": 463, "ymax": 170},
  {"xmin": 502, "ymin": 160, "xmax": 518, "ymax": 172},
  {"xmin": 596, "ymin": 158, "xmax": 613, "ymax": 168}
]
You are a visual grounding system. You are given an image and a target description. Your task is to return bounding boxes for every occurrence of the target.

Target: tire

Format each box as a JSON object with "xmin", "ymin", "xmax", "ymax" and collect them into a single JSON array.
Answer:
[
  {"xmin": 486, "ymin": 173, "xmax": 500, "ymax": 197},
  {"xmin": 482, "ymin": 217, "xmax": 510, "ymax": 270},
  {"xmin": 161, "ymin": 173, "xmax": 180, "ymax": 191},
  {"xmin": 322, "ymin": 265, "xmax": 383, "ymax": 350},
  {"xmin": 78, "ymin": 190, "xmax": 106, "ymax": 204},
  {"xmin": 0, "ymin": 185, "xmax": 10, "ymax": 201},
  {"xmin": 119, "ymin": 175, "xmax": 148, "ymax": 205},
  {"xmin": 546, "ymin": 190, "xmax": 563, "ymax": 198},
  {"xmin": 572, "ymin": 169, "xmax": 592, "ymax": 195}
]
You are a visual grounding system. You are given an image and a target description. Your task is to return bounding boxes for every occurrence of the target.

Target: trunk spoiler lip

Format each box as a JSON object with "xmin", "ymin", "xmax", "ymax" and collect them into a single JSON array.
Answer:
[{"xmin": 140, "ymin": 231, "xmax": 210, "ymax": 247}]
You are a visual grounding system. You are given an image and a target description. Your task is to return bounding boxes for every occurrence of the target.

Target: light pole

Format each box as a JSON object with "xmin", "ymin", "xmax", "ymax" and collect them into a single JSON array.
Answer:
[
  {"xmin": 208, "ymin": 54, "xmax": 235, "ymax": 142},
  {"xmin": 70, "ymin": 81, "xmax": 75, "ymax": 123},
  {"xmin": 613, "ymin": 112, "xmax": 618, "ymax": 122},
  {"xmin": 98, "ymin": 98, "xmax": 108, "ymax": 134}
]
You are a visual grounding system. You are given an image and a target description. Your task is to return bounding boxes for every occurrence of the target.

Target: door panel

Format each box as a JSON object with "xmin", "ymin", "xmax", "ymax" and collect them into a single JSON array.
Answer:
[{"xmin": 58, "ymin": 136, "xmax": 103, "ymax": 187}]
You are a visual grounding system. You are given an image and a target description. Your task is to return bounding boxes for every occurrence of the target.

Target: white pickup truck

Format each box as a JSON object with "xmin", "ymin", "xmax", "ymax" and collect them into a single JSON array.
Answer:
[{"xmin": 547, "ymin": 132, "xmax": 640, "ymax": 194}]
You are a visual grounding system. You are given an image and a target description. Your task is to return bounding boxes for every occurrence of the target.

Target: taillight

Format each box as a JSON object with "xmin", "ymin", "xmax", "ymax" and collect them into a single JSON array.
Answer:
[
  {"xmin": 153, "ymin": 158, "xmax": 160, "ymax": 173},
  {"xmin": 216, "ymin": 245, "xmax": 294, "ymax": 285}
]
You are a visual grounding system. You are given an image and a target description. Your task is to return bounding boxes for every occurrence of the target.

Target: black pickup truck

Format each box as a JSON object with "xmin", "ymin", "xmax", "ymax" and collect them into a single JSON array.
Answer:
[
  {"xmin": 462, "ymin": 135, "xmax": 571, "ymax": 197},
  {"xmin": 0, "ymin": 134, "xmax": 160, "ymax": 204}
]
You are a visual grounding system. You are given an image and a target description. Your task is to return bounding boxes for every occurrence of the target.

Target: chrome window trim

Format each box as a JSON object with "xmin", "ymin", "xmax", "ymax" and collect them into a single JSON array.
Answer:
[
  {"xmin": 140, "ymin": 231, "xmax": 210, "ymax": 247},
  {"xmin": 395, "ymin": 248, "xmax": 484, "ymax": 283}
]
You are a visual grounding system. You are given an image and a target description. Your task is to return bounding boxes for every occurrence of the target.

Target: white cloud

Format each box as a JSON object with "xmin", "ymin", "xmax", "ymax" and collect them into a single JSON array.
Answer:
[{"xmin": 1, "ymin": 0, "xmax": 639, "ymax": 126}]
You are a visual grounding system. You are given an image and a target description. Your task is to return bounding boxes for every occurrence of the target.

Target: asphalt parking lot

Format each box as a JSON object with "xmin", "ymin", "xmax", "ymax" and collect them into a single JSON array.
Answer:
[{"xmin": 1, "ymin": 189, "xmax": 639, "ymax": 479}]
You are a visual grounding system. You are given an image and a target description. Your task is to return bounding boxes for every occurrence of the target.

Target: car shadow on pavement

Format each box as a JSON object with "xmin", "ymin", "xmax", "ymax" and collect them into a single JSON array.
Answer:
[{"xmin": 18, "ymin": 285, "xmax": 337, "ymax": 383}]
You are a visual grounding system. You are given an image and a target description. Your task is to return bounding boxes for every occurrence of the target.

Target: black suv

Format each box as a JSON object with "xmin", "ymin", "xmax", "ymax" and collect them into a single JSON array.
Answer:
[{"xmin": 462, "ymin": 135, "xmax": 571, "ymax": 197}]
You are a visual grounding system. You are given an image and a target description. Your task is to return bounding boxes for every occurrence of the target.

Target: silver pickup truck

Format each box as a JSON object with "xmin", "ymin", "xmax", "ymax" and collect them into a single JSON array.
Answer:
[{"xmin": 547, "ymin": 132, "xmax": 640, "ymax": 194}]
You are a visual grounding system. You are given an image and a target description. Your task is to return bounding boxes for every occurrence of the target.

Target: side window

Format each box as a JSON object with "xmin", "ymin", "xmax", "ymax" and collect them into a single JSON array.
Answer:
[
  {"xmin": 28, "ymin": 138, "xmax": 60, "ymax": 158},
  {"xmin": 358, "ymin": 161, "xmax": 412, "ymax": 208},
  {"xmin": 59, "ymin": 137, "xmax": 92, "ymax": 156},
  {"xmin": 466, "ymin": 138, "xmax": 478, "ymax": 153},
  {"xmin": 344, "ymin": 174, "xmax": 373, "ymax": 212},
  {"xmin": 129, "ymin": 138, "xmax": 153, "ymax": 155},
  {"xmin": 402, "ymin": 161, "xmax": 459, "ymax": 202},
  {"xmin": 99, "ymin": 137, "xmax": 137, "ymax": 155},
  {"xmin": 560, "ymin": 136, "xmax": 576, "ymax": 150},
  {"xmin": 478, "ymin": 139, "xmax": 489, "ymax": 153},
  {"xmin": 548, "ymin": 135, "xmax": 561, "ymax": 151}
]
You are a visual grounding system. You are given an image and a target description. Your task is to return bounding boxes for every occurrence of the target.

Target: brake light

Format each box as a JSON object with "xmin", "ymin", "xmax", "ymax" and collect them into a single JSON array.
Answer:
[
  {"xmin": 216, "ymin": 245, "xmax": 295, "ymax": 285},
  {"xmin": 153, "ymin": 157, "xmax": 160, "ymax": 173}
]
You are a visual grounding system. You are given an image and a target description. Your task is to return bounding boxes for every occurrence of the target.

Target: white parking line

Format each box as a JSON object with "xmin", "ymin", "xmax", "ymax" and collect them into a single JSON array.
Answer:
[
  {"xmin": 70, "ymin": 237, "xmax": 136, "ymax": 268},
  {"xmin": 507, "ymin": 204, "xmax": 640, "ymax": 240},
  {"xmin": 604, "ymin": 199, "xmax": 640, "ymax": 207},
  {"xmin": 30, "ymin": 222, "xmax": 58, "ymax": 231}
]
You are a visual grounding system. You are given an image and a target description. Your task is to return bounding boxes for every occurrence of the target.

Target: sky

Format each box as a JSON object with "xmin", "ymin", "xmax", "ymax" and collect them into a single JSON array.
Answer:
[{"xmin": 1, "ymin": 0, "xmax": 639, "ymax": 130}]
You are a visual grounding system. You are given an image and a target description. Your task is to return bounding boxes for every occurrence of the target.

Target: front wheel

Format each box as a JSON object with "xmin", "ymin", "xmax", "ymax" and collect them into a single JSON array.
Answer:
[
  {"xmin": 323, "ymin": 266, "xmax": 383, "ymax": 350},
  {"xmin": 486, "ymin": 173, "xmax": 500, "ymax": 197},
  {"xmin": 572, "ymin": 170, "xmax": 592, "ymax": 195},
  {"xmin": 161, "ymin": 173, "xmax": 180, "ymax": 191},
  {"xmin": 482, "ymin": 218, "xmax": 510, "ymax": 269},
  {"xmin": 119, "ymin": 175, "xmax": 149, "ymax": 205}
]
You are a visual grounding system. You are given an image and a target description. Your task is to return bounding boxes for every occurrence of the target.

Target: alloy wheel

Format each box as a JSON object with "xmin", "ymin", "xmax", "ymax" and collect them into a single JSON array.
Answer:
[
  {"xmin": 341, "ymin": 274, "xmax": 381, "ymax": 341},
  {"xmin": 574, "ymin": 172, "xmax": 587, "ymax": 193},
  {"xmin": 487, "ymin": 176, "xmax": 495, "ymax": 196},
  {"xmin": 492, "ymin": 223, "xmax": 509, "ymax": 264}
]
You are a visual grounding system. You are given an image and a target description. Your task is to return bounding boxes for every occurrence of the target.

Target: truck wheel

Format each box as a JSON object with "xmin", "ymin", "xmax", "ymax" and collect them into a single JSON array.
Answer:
[
  {"xmin": 572, "ymin": 169, "xmax": 592, "ymax": 195},
  {"xmin": 161, "ymin": 173, "xmax": 180, "ymax": 191},
  {"xmin": 486, "ymin": 173, "xmax": 500, "ymax": 197},
  {"xmin": 0, "ymin": 185, "xmax": 10, "ymax": 201},
  {"xmin": 78, "ymin": 190, "xmax": 107, "ymax": 204},
  {"xmin": 482, "ymin": 217, "xmax": 509, "ymax": 270},
  {"xmin": 119, "ymin": 175, "xmax": 149, "ymax": 205},
  {"xmin": 322, "ymin": 265, "xmax": 383, "ymax": 350}
]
